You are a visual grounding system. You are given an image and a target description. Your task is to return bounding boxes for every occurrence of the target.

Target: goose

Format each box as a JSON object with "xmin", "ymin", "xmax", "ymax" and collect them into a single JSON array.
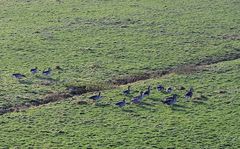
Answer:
[
  {"xmin": 185, "ymin": 87, "xmax": 193, "ymax": 99},
  {"xmin": 123, "ymin": 86, "xmax": 131, "ymax": 95},
  {"xmin": 30, "ymin": 67, "xmax": 38, "ymax": 74},
  {"xmin": 143, "ymin": 86, "xmax": 151, "ymax": 97},
  {"xmin": 12, "ymin": 73, "xmax": 26, "ymax": 79},
  {"xmin": 166, "ymin": 87, "xmax": 173, "ymax": 93},
  {"xmin": 131, "ymin": 91, "xmax": 144, "ymax": 104},
  {"xmin": 115, "ymin": 99, "xmax": 126, "ymax": 107},
  {"xmin": 89, "ymin": 92, "xmax": 102, "ymax": 101},
  {"xmin": 162, "ymin": 94, "xmax": 177, "ymax": 105},
  {"xmin": 157, "ymin": 85, "xmax": 164, "ymax": 91},
  {"xmin": 42, "ymin": 68, "xmax": 52, "ymax": 76}
]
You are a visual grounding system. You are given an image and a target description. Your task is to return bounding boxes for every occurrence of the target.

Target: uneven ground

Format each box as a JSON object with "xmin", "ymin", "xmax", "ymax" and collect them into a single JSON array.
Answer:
[
  {"xmin": 0, "ymin": 0, "xmax": 240, "ymax": 148},
  {"xmin": 0, "ymin": 59, "xmax": 239, "ymax": 148}
]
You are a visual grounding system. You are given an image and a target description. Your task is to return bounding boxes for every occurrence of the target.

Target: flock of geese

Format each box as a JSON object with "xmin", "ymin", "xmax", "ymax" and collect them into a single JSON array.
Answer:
[
  {"xmin": 12, "ymin": 67, "xmax": 52, "ymax": 79},
  {"xmin": 11, "ymin": 67, "xmax": 194, "ymax": 107},
  {"xmin": 89, "ymin": 85, "xmax": 194, "ymax": 107}
]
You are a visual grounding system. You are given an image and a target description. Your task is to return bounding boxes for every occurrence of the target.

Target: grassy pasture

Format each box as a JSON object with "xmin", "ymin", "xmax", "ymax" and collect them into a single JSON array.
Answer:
[
  {"xmin": 0, "ymin": 0, "xmax": 240, "ymax": 107},
  {"xmin": 0, "ymin": 59, "xmax": 239, "ymax": 148},
  {"xmin": 0, "ymin": 0, "xmax": 240, "ymax": 148}
]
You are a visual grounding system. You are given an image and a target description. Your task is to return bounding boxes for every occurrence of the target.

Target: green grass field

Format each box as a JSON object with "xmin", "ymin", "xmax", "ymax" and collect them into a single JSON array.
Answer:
[
  {"xmin": 1, "ymin": 59, "xmax": 239, "ymax": 148},
  {"xmin": 0, "ymin": 0, "xmax": 240, "ymax": 148}
]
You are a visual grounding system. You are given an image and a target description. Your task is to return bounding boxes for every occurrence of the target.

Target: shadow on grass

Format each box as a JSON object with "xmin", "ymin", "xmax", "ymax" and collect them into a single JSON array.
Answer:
[
  {"xmin": 95, "ymin": 102, "xmax": 112, "ymax": 107},
  {"xmin": 36, "ymin": 76, "xmax": 58, "ymax": 81},
  {"xmin": 117, "ymin": 93, "xmax": 135, "ymax": 99},
  {"xmin": 192, "ymin": 100, "xmax": 207, "ymax": 105},
  {"xmin": 148, "ymin": 97, "xmax": 161, "ymax": 102},
  {"xmin": 171, "ymin": 104, "xmax": 188, "ymax": 112},
  {"xmin": 19, "ymin": 80, "xmax": 33, "ymax": 85},
  {"xmin": 140, "ymin": 101, "xmax": 155, "ymax": 107},
  {"xmin": 134, "ymin": 102, "xmax": 157, "ymax": 111},
  {"xmin": 122, "ymin": 109, "xmax": 135, "ymax": 113},
  {"xmin": 173, "ymin": 104, "xmax": 187, "ymax": 108}
]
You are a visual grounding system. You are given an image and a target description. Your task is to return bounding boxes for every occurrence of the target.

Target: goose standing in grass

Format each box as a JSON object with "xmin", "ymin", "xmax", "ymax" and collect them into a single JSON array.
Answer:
[
  {"xmin": 131, "ymin": 91, "xmax": 144, "ymax": 104},
  {"xmin": 143, "ymin": 86, "xmax": 151, "ymax": 97},
  {"xmin": 185, "ymin": 87, "xmax": 194, "ymax": 100},
  {"xmin": 30, "ymin": 67, "xmax": 38, "ymax": 74},
  {"xmin": 123, "ymin": 86, "xmax": 131, "ymax": 95},
  {"xmin": 89, "ymin": 92, "xmax": 102, "ymax": 101},
  {"xmin": 157, "ymin": 84, "xmax": 164, "ymax": 92},
  {"xmin": 115, "ymin": 99, "xmax": 126, "ymax": 107},
  {"xmin": 42, "ymin": 68, "xmax": 52, "ymax": 76},
  {"xmin": 166, "ymin": 87, "xmax": 173, "ymax": 93},
  {"xmin": 12, "ymin": 73, "xmax": 26, "ymax": 79},
  {"xmin": 162, "ymin": 94, "xmax": 178, "ymax": 105}
]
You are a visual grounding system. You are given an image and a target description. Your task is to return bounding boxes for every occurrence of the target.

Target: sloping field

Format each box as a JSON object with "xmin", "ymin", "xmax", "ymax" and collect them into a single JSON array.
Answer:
[
  {"xmin": 0, "ymin": 0, "xmax": 240, "ymax": 107},
  {"xmin": 0, "ymin": 59, "xmax": 239, "ymax": 148},
  {"xmin": 0, "ymin": 0, "xmax": 240, "ymax": 148}
]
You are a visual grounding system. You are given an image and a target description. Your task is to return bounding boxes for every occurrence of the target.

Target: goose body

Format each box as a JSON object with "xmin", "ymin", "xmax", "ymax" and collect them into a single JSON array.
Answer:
[
  {"xmin": 157, "ymin": 85, "xmax": 164, "ymax": 91},
  {"xmin": 89, "ymin": 92, "xmax": 102, "ymax": 101},
  {"xmin": 116, "ymin": 99, "xmax": 126, "ymax": 107},
  {"xmin": 143, "ymin": 86, "xmax": 151, "ymax": 97},
  {"xmin": 131, "ymin": 98, "xmax": 141, "ymax": 104},
  {"xmin": 185, "ymin": 87, "xmax": 193, "ymax": 99},
  {"xmin": 166, "ymin": 87, "xmax": 173, "ymax": 93},
  {"xmin": 30, "ymin": 67, "xmax": 38, "ymax": 74},
  {"xmin": 12, "ymin": 73, "xmax": 26, "ymax": 79},
  {"xmin": 123, "ymin": 86, "xmax": 131, "ymax": 95},
  {"xmin": 42, "ymin": 68, "xmax": 52, "ymax": 76},
  {"xmin": 131, "ymin": 91, "xmax": 144, "ymax": 104},
  {"xmin": 163, "ymin": 94, "xmax": 177, "ymax": 105}
]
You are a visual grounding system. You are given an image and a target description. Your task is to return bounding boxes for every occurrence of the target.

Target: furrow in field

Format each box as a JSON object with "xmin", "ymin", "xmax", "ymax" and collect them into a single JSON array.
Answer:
[{"xmin": 0, "ymin": 52, "xmax": 239, "ymax": 115}]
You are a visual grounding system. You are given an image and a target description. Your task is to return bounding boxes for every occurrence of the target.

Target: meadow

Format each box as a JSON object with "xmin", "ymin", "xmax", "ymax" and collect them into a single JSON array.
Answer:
[
  {"xmin": 0, "ymin": 0, "xmax": 240, "ymax": 148},
  {"xmin": 0, "ymin": 59, "xmax": 239, "ymax": 148}
]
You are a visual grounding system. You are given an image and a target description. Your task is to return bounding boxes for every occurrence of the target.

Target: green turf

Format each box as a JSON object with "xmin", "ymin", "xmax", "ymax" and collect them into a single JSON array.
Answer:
[
  {"xmin": 0, "ymin": 60, "xmax": 240, "ymax": 148},
  {"xmin": 0, "ymin": 0, "xmax": 240, "ymax": 148},
  {"xmin": 0, "ymin": 0, "xmax": 240, "ymax": 107},
  {"xmin": 0, "ymin": 59, "xmax": 239, "ymax": 148}
]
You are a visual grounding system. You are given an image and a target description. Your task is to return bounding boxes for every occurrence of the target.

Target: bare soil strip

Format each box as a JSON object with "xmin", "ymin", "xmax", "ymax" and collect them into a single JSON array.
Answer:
[
  {"xmin": 111, "ymin": 51, "xmax": 240, "ymax": 85},
  {"xmin": 0, "ymin": 52, "xmax": 239, "ymax": 115}
]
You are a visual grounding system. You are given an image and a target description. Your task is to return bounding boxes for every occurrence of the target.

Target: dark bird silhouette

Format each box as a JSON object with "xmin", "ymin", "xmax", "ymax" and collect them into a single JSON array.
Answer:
[
  {"xmin": 131, "ymin": 91, "xmax": 144, "ymax": 104},
  {"xmin": 42, "ymin": 68, "xmax": 52, "ymax": 76},
  {"xmin": 123, "ymin": 86, "xmax": 131, "ymax": 95},
  {"xmin": 166, "ymin": 87, "xmax": 173, "ymax": 93},
  {"xmin": 162, "ymin": 94, "xmax": 177, "ymax": 105},
  {"xmin": 115, "ymin": 99, "xmax": 126, "ymax": 107},
  {"xmin": 157, "ymin": 85, "xmax": 164, "ymax": 91},
  {"xmin": 30, "ymin": 67, "xmax": 38, "ymax": 74},
  {"xmin": 89, "ymin": 92, "xmax": 102, "ymax": 101},
  {"xmin": 143, "ymin": 86, "xmax": 151, "ymax": 97},
  {"xmin": 185, "ymin": 87, "xmax": 194, "ymax": 99},
  {"xmin": 12, "ymin": 73, "xmax": 26, "ymax": 79}
]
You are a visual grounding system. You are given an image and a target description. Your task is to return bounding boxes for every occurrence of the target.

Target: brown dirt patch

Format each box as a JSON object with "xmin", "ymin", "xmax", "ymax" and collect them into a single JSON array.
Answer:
[
  {"xmin": 0, "ymin": 92, "xmax": 72, "ymax": 115},
  {"xmin": 44, "ymin": 93, "xmax": 72, "ymax": 103},
  {"xmin": 223, "ymin": 35, "xmax": 240, "ymax": 40}
]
